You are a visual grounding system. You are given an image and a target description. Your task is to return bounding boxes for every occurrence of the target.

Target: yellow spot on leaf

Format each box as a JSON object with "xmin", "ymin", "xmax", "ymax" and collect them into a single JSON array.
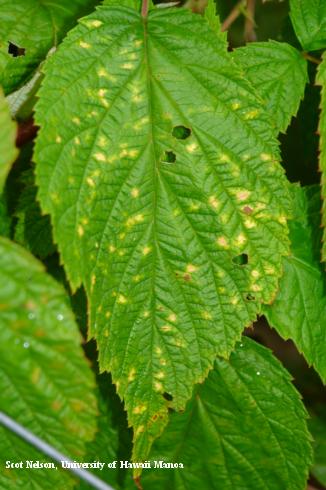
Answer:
[
  {"xmin": 78, "ymin": 225, "xmax": 84, "ymax": 237},
  {"xmin": 142, "ymin": 246, "xmax": 151, "ymax": 255},
  {"xmin": 167, "ymin": 313, "xmax": 177, "ymax": 323},
  {"xmin": 216, "ymin": 236, "xmax": 229, "ymax": 249},
  {"xmin": 72, "ymin": 117, "xmax": 80, "ymax": 125},
  {"xmin": 122, "ymin": 63, "xmax": 134, "ymax": 70},
  {"xmin": 128, "ymin": 368, "xmax": 136, "ymax": 382},
  {"xmin": 186, "ymin": 264, "xmax": 198, "ymax": 273},
  {"xmin": 186, "ymin": 143, "xmax": 198, "ymax": 153},
  {"xmin": 131, "ymin": 188, "xmax": 139, "ymax": 198},
  {"xmin": 201, "ymin": 311, "xmax": 212, "ymax": 320},
  {"xmin": 56, "ymin": 135, "xmax": 62, "ymax": 143},
  {"xmin": 209, "ymin": 195, "xmax": 219, "ymax": 209},
  {"xmin": 79, "ymin": 41, "xmax": 91, "ymax": 49},
  {"xmin": 94, "ymin": 152, "xmax": 106, "ymax": 162},
  {"xmin": 117, "ymin": 294, "xmax": 127, "ymax": 304}
]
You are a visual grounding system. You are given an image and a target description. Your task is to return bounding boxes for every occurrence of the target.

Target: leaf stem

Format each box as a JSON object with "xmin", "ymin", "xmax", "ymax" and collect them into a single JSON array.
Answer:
[
  {"xmin": 221, "ymin": 0, "xmax": 246, "ymax": 32},
  {"xmin": 244, "ymin": 0, "xmax": 256, "ymax": 42},
  {"xmin": 141, "ymin": 0, "xmax": 149, "ymax": 17},
  {"xmin": 303, "ymin": 52, "xmax": 321, "ymax": 65}
]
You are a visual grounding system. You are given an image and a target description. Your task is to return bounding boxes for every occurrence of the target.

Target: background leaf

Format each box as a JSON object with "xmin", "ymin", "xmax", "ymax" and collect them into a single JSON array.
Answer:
[
  {"xmin": 0, "ymin": 237, "xmax": 97, "ymax": 489},
  {"xmin": 264, "ymin": 185, "xmax": 326, "ymax": 383},
  {"xmin": 140, "ymin": 338, "xmax": 312, "ymax": 490},
  {"xmin": 289, "ymin": 0, "xmax": 326, "ymax": 51},
  {"xmin": 317, "ymin": 54, "xmax": 326, "ymax": 263},
  {"xmin": 233, "ymin": 41, "xmax": 308, "ymax": 134},
  {"xmin": 14, "ymin": 169, "xmax": 56, "ymax": 259},
  {"xmin": 0, "ymin": 86, "xmax": 17, "ymax": 191},
  {"xmin": 34, "ymin": 5, "xmax": 291, "ymax": 462},
  {"xmin": 0, "ymin": 0, "xmax": 99, "ymax": 94},
  {"xmin": 309, "ymin": 408, "xmax": 326, "ymax": 487}
]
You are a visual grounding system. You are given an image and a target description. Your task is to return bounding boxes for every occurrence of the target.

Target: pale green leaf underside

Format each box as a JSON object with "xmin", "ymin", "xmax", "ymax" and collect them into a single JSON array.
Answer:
[
  {"xmin": 0, "ymin": 0, "xmax": 98, "ymax": 94},
  {"xmin": 34, "ymin": 6, "xmax": 291, "ymax": 460},
  {"xmin": 290, "ymin": 0, "xmax": 326, "ymax": 51},
  {"xmin": 233, "ymin": 41, "xmax": 308, "ymax": 134},
  {"xmin": 317, "ymin": 54, "xmax": 326, "ymax": 262},
  {"xmin": 0, "ymin": 238, "xmax": 97, "ymax": 489},
  {"xmin": 142, "ymin": 338, "xmax": 311, "ymax": 490},
  {"xmin": 264, "ymin": 185, "xmax": 326, "ymax": 382},
  {"xmin": 0, "ymin": 86, "xmax": 17, "ymax": 191}
]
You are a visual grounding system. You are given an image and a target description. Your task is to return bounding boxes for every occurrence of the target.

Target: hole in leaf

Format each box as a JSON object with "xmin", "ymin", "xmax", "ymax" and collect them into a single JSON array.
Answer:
[
  {"xmin": 163, "ymin": 392, "xmax": 173, "ymax": 401},
  {"xmin": 8, "ymin": 42, "xmax": 26, "ymax": 57},
  {"xmin": 246, "ymin": 293, "xmax": 255, "ymax": 301},
  {"xmin": 172, "ymin": 125, "xmax": 191, "ymax": 140},
  {"xmin": 232, "ymin": 253, "xmax": 248, "ymax": 266},
  {"xmin": 162, "ymin": 150, "xmax": 176, "ymax": 163}
]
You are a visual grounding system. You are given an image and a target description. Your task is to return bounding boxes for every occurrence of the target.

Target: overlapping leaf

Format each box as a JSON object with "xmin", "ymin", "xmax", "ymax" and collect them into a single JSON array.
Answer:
[
  {"xmin": 290, "ymin": 0, "xmax": 326, "ymax": 51},
  {"xmin": 0, "ymin": 86, "xmax": 17, "ymax": 191},
  {"xmin": 233, "ymin": 41, "xmax": 308, "ymax": 134},
  {"xmin": 34, "ymin": 5, "xmax": 291, "ymax": 461},
  {"xmin": 317, "ymin": 54, "xmax": 326, "ymax": 262},
  {"xmin": 0, "ymin": 238, "xmax": 97, "ymax": 489},
  {"xmin": 0, "ymin": 0, "xmax": 99, "ymax": 94},
  {"xmin": 14, "ymin": 169, "xmax": 56, "ymax": 259},
  {"xmin": 264, "ymin": 185, "xmax": 326, "ymax": 382},
  {"xmin": 141, "ymin": 338, "xmax": 311, "ymax": 490}
]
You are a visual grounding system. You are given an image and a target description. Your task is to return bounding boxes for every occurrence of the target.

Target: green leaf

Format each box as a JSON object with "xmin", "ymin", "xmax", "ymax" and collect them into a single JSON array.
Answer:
[
  {"xmin": 14, "ymin": 169, "xmax": 56, "ymax": 259},
  {"xmin": 0, "ymin": 237, "xmax": 97, "ymax": 489},
  {"xmin": 0, "ymin": 0, "xmax": 99, "ymax": 94},
  {"xmin": 0, "ymin": 86, "xmax": 17, "ymax": 191},
  {"xmin": 141, "ymin": 338, "xmax": 312, "ymax": 490},
  {"xmin": 290, "ymin": 0, "xmax": 326, "ymax": 51},
  {"xmin": 204, "ymin": 0, "xmax": 226, "ymax": 48},
  {"xmin": 264, "ymin": 185, "xmax": 326, "ymax": 383},
  {"xmin": 233, "ymin": 41, "xmax": 308, "ymax": 134},
  {"xmin": 309, "ymin": 409, "xmax": 326, "ymax": 487},
  {"xmin": 34, "ymin": 5, "xmax": 291, "ymax": 462},
  {"xmin": 317, "ymin": 54, "xmax": 326, "ymax": 263}
]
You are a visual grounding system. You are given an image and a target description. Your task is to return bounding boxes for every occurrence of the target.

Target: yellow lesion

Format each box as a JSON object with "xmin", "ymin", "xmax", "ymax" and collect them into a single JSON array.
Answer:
[
  {"xmin": 155, "ymin": 371, "xmax": 165, "ymax": 379},
  {"xmin": 77, "ymin": 225, "xmax": 84, "ymax": 237},
  {"xmin": 94, "ymin": 152, "xmax": 106, "ymax": 162},
  {"xmin": 55, "ymin": 135, "xmax": 62, "ymax": 143},
  {"xmin": 72, "ymin": 117, "xmax": 80, "ymax": 125},
  {"xmin": 209, "ymin": 195, "xmax": 220, "ymax": 210},
  {"xmin": 201, "ymin": 311, "xmax": 212, "ymax": 320},
  {"xmin": 142, "ymin": 246, "xmax": 151, "ymax": 256},
  {"xmin": 186, "ymin": 263, "xmax": 198, "ymax": 273},
  {"xmin": 244, "ymin": 109, "xmax": 260, "ymax": 120},
  {"xmin": 154, "ymin": 381, "xmax": 163, "ymax": 392},
  {"xmin": 128, "ymin": 368, "xmax": 136, "ymax": 382},
  {"xmin": 234, "ymin": 233, "xmax": 247, "ymax": 246},
  {"xmin": 133, "ymin": 404, "xmax": 147, "ymax": 414},
  {"xmin": 167, "ymin": 313, "xmax": 177, "ymax": 323},
  {"xmin": 186, "ymin": 143, "xmax": 198, "ymax": 153},
  {"xmin": 122, "ymin": 63, "xmax": 134, "ymax": 70},
  {"xmin": 79, "ymin": 41, "xmax": 91, "ymax": 49},
  {"xmin": 117, "ymin": 294, "xmax": 127, "ymax": 304},
  {"xmin": 216, "ymin": 236, "xmax": 229, "ymax": 249},
  {"xmin": 131, "ymin": 188, "xmax": 139, "ymax": 198},
  {"xmin": 161, "ymin": 325, "xmax": 172, "ymax": 332},
  {"xmin": 260, "ymin": 153, "xmax": 273, "ymax": 161}
]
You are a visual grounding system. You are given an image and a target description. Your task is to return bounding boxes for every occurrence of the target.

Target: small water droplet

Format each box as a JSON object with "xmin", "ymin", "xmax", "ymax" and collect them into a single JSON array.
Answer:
[
  {"xmin": 57, "ymin": 314, "xmax": 64, "ymax": 321},
  {"xmin": 28, "ymin": 312, "xmax": 36, "ymax": 320},
  {"xmin": 23, "ymin": 342, "xmax": 30, "ymax": 349},
  {"xmin": 240, "ymin": 343, "xmax": 243, "ymax": 347},
  {"xmin": 256, "ymin": 371, "xmax": 261, "ymax": 376}
]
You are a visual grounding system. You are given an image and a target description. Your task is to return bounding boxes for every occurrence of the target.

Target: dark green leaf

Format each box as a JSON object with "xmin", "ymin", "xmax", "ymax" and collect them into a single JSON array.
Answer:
[
  {"xmin": 141, "ymin": 338, "xmax": 312, "ymax": 490},
  {"xmin": 0, "ymin": 0, "xmax": 99, "ymax": 94},
  {"xmin": 264, "ymin": 185, "xmax": 326, "ymax": 383}
]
